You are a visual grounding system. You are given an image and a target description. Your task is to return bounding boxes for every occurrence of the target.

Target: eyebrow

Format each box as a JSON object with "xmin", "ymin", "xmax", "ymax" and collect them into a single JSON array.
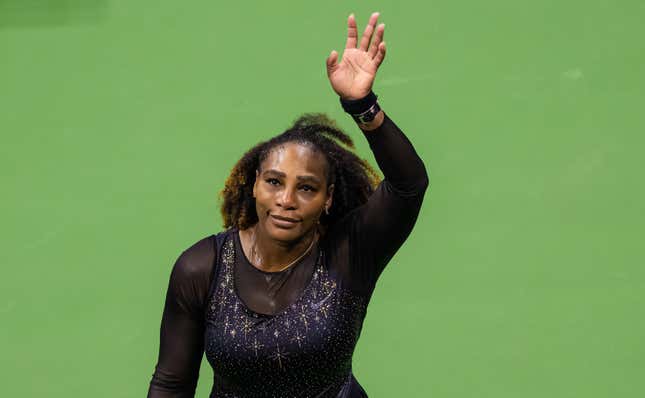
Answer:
[{"xmin": 263, "ymin": 169, "xmax": 322, "ymax": 184}]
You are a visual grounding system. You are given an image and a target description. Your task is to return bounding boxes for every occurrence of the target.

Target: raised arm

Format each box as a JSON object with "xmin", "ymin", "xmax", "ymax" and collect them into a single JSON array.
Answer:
[
  {"xmin": 326, "ymin": 13, "xmax": 386, "ymax": 128},
  {"xmin": 353, "ymin": 114, "xmax": 428, "ymax": 278},
  {"xmin": 326, "ymin": 13, "xmax": 429, "ymax": 292}
]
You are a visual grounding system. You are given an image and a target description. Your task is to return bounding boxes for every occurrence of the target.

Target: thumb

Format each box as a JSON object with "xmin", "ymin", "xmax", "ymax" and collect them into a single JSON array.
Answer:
[{"xmin": 326, "ymin": 50, "xmax": 338, "ymax": 75}]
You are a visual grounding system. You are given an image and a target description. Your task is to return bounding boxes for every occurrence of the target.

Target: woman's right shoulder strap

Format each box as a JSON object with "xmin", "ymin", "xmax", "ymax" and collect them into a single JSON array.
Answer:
[
  {"xmin": 214, "ymin": 229, "xmax": 229, "ymax": 255},
  {"xmin": 207, "ymin": 228, "xmax": 233, "ymax": 299}
]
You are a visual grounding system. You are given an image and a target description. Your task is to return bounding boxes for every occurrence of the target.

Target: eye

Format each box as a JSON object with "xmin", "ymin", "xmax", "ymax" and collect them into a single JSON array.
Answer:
[
  {"xmin": 265, "ymin": 178, "xmax": 280, "ymax": 186},
  {"xmin": 300, "ymin": 185, "xmax": 317, "ymax": 192}
]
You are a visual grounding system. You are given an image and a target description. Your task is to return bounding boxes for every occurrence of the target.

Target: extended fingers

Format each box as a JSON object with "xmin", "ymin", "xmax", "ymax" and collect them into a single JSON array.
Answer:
[
  {"xmin": 359, "ymin": 12, "xmax": 380, "ymax": 51},
  {"xmin": 345, "ymin": 14, "xmax": 358, "ymax": 49},
  {"xmin": 373, "ymin": 42, "xmax": 386, "ymax": 67},
  {"xmin": 368, "ymin": 23, "xmax": 385, "ymax": 58}
]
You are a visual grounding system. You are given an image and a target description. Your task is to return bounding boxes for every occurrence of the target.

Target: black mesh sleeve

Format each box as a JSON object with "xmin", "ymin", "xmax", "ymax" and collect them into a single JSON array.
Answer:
[
  {"xmin": 147, "ymin": 236, "xmax": 215, "ymax": 398},
  {"xmin": 347, "ymin": 113, "xmax": 429, "ymax": 295}
]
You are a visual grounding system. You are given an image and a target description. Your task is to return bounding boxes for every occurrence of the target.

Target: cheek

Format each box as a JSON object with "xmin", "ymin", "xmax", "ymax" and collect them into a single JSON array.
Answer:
[
  {"xmin": 300, "ymin": 196, "xmax": 326, "ymax": 220},
  {"xmin": 254, "ymin": 188, "xmax": 274, "ymax": 215},
  {"xmin": 253, "ymin": 190, "xmax": 266, "ymax": 207}
]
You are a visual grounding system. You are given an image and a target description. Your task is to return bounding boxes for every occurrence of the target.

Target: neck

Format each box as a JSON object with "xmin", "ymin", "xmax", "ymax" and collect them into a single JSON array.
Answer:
[{"xmin": 244, "ymin": 224, "xmax": 317, "ymax": 272}]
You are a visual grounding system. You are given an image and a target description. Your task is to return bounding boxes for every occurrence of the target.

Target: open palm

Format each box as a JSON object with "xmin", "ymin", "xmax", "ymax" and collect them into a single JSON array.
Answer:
[{"xmin": 326, "ymin": 13, "xmax": 386, "ymax": 100}]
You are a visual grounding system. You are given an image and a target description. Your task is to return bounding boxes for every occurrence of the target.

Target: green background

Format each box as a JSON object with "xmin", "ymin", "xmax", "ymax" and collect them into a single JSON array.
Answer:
[{"xmin": 1, "ymin": 1, "xmax": 643, "ymax": 396}]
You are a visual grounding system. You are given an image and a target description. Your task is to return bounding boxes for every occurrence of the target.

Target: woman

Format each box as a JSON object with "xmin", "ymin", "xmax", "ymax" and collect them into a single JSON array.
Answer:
[{"xmin": 148, "ymin": 12, "xmax": 429, "ymax": 398}]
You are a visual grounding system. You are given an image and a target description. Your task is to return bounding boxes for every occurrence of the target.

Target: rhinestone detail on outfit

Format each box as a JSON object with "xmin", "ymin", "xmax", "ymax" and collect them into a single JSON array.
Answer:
[{"xmin": 204, "ymin": 235, "xmax": 367, "ymax": 398}]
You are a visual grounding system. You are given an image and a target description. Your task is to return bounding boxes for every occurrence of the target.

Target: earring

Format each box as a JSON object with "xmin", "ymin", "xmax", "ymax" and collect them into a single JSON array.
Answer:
[{"xmin": 325, "ymin": 206, "xmax": 330, "ymax": 215}]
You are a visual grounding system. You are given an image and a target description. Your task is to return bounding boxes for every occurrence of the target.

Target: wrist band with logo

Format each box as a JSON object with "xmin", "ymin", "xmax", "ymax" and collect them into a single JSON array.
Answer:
[{"xmin": 340, "ymin": 91, "xmax": 381, "ymax": 124}]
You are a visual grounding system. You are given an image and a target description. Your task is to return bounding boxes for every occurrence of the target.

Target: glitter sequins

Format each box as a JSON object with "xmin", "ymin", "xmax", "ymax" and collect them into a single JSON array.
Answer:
[{"xmin": 204, "ymin": 235, "xmax": 368, "ymax": 397}]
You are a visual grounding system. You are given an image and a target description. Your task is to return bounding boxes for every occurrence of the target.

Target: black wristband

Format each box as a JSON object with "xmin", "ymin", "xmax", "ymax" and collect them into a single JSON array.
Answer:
[{"xmin": 340, "ymin": 91, "xmax": 378, "ymax": 114}]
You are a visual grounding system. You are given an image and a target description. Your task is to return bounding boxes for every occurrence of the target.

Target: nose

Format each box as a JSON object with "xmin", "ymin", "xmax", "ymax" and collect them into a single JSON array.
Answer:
[{"xmin": 277, "ymin": 186, "xmax": 297, "ymax": 210}]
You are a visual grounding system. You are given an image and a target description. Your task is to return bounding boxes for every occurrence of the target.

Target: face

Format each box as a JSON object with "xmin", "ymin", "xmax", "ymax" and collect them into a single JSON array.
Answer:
[{"xmin": 253, "ymin": 142, "xmax": 334, "ymax": 243}]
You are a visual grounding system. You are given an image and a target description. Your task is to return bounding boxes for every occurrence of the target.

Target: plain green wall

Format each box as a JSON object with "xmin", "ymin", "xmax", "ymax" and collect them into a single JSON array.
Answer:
[{"xmin": 1, "ymin": 1, "xmax": 644, "ymax": 396}]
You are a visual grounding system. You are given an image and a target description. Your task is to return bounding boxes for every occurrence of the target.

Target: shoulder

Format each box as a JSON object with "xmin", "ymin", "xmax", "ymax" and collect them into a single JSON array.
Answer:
[
  {"xmin": 164, "ymin": 235, "xmax": 220, "ymax": 316},
  {"xmin": 171, "ymin": 234, "xmax": 218, "ymax": 283}
]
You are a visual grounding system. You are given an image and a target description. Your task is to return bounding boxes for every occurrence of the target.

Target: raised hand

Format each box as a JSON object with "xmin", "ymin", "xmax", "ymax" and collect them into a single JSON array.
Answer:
[{"xmin": 326, "ymin": 12, "xmax": 386, "ymax": 100}]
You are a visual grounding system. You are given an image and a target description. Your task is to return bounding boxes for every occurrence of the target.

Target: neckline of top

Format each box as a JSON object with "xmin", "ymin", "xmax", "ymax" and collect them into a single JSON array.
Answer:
[
  {"xmin": 227, "ymin": 231, "xmax": 324, "ymax": 318},
  {"xmin": 233, "ymin": 228, "xmax": 319, "ymax": 275}
]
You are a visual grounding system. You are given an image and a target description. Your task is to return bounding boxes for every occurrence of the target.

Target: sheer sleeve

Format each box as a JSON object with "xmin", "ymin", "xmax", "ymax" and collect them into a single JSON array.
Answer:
[
  {"xmin": 331, "ymin": 113, "xmax": 429, "ymax": 296},
  {"xmin": 147, "ymin": 236, "xmax": 215, "ymax": 398}
]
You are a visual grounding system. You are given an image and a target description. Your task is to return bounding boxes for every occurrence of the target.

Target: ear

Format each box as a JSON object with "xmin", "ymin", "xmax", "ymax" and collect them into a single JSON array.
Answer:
[
  {"xmin": 325, "ymin": 183, "xmax": 335, "ymax": 210},
  {"xmin": 253, "ymin": 169, "xmax": 259, "ymax": 198}
]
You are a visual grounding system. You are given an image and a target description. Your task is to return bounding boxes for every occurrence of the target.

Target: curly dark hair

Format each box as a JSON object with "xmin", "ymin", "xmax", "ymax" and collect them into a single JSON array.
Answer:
[{"xmin": 220, "ymin": 113, "xmax": 381, "ymax": 230}]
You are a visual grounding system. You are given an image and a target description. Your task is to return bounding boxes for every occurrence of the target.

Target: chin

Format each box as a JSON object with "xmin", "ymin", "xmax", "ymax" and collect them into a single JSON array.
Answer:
[
  {"xmin": 261, "ymin": 218, "xmax": 311, "ymax": 243},
  {"xmin": 266, "ymin": 225, "xmax": 304, "ymax": 243}
]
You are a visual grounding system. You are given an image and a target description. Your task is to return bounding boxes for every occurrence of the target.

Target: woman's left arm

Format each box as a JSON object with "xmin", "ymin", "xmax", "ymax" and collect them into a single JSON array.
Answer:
[
  {"xmin": 326, "ymin": 12, "xmax": 428, "ymax": 195},
  {"xmin": 353, "ymin": 112, "xmax": 429, "ymax": 272},
  {"xmin": 327, "ymin": 13, "xmax": 429, "ymax": 288}
]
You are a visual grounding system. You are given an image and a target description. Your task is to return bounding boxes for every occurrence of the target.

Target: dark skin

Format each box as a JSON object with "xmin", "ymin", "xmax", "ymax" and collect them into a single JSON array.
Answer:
[
  {"xmin": 239, "ymin": 144, "xmax": 334, "ymax": 272},
  {"xmin": 240, "ymin": 12, "xmax": 387, "ymax": 272}
]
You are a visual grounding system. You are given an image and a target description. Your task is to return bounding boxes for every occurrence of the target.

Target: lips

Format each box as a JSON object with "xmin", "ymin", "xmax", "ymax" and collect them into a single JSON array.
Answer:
[
  {"xmin": 269, "ymin": 214, "xmax": 301, "ymax": 229},
  {"xmin": 270, "ymin": 214, "xmax": 300, "ymax": 223}
]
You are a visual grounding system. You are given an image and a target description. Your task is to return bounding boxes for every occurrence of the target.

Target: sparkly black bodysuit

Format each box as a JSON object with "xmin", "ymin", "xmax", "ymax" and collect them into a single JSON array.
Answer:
[{"xmin": 148, "ymin": 114, "xmax": 429, "ymax": 397}]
